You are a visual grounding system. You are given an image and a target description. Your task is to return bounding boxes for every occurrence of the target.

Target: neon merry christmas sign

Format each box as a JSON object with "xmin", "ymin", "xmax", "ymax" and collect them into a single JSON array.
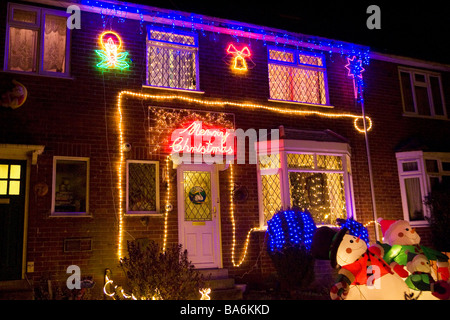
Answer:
[
  {"xmin": 170, "ymin": 121, "xmax": 235, "ymax": 156},
  {"xmin": 95, "ymin": 31, "xmax": 130, "ymax": 70}
]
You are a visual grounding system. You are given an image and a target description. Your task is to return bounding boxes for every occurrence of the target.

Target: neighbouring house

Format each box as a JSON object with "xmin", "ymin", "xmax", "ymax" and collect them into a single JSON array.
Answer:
[{"xmin": 0, "ymin": 0, "xmax": 449, "ymax": 299}]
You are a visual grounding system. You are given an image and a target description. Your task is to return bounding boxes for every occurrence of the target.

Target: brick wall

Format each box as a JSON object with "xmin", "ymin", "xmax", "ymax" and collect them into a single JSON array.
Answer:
[{"xmin": 0, "ymin": 2, "xmax": 448, "ymax": 298}]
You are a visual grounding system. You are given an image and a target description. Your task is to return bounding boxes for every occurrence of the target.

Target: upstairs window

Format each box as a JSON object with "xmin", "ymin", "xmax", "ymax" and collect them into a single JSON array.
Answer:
[
  {"xmin": 268, "ymin": 48, "xmax": 329, "ymax": 106},
  {"xmin": 146, "ymin": 27, "xmax": 199, "ymax": 91},
  {"xmin": 4, "ymin": 3, "xmax": 70, "ymax": 77},
  {"xmin": 399, "ymin": 68, "xmax": 446, "ymax": 118}
]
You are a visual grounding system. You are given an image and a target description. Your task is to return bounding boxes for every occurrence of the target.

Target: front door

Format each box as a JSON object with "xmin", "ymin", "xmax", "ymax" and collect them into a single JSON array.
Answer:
[
  {"xmin": 0, "ymin": 160, "xmax": 27, "ymax": 280},
  {"xmin": 177, "ymin": 164, "xmax": 221, "ymax": 269}
]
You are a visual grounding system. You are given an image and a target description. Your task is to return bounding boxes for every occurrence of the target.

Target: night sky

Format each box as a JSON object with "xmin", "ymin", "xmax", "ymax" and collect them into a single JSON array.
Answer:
[{"xmin": 138, "ymin": 0, "xmax": 449, "ymax": 64}]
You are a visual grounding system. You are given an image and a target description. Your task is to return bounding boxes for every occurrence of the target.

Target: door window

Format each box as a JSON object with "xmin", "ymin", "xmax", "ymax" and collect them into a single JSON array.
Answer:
[{"xmin": 0, "ymin": 164, "xmax": 22, "ymax": 195}]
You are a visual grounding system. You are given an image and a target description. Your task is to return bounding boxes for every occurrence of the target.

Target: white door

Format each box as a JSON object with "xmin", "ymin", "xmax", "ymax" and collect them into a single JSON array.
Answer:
[{"xmin": 177, "ymin": 164, "xmax": 222, "ymax": 269}]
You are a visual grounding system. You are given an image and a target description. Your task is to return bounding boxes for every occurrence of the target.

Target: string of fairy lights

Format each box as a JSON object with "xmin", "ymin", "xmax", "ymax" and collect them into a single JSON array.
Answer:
[{"xmin": 115, "ymin": 90, "xmax": 374, "ymax": 265}]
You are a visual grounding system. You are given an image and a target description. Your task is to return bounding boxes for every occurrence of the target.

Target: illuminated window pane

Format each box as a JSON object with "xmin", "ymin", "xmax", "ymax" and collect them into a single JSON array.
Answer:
[
  {"xmin": 317, "ymin": 155, "xmax": 343, "ymax": 170},
  {"xmin": 287, "ymin": 153, "xmax": 314, "ymax": 169},
  {"xmin": 261, "ymin": 174, "xmax": 282, "ymax": 223},
  {"xmin": 0, "ymin": 181, "xmax": 7, "ymax": 195},
  {"xmin": 298, "ymin": 54, "xmax": 323, "ymax": 67},
  {"xmin": 9, "ymin": 165, "xmax": 21, "ymax": 179},
  {"xmin": 147, "ymin": 29, "xmax": 198, "ymax": 90},
  {"xmin": 149, "ymin": 30, "xmax": 195, "ymax": 46},
  {"xmin": 0, "ymin": 165, "xmax": 8, "ymax": 179},
  {"xmin": 8, "ymin": 27, "xmax": 38, "ymax": 72},
  {"xmin": 259, "ymin": 154, "xmax": 280, "ymax": 170},
  {"xmin": 269, "ymin": 49, "xmax": 294, "ymax": 63},
  {"xmin": 268, "ymin": 49, "xmax": 327, "ymax": 105},
  {"xmin": 183, "ymin": 171, "xmax": 211, "ymax": 221},
  {"xmin": 289, "ymin": 172, "xmax": 346, "ymax": 225},
  {"xmin": 13, "ymin": 8, "xmax": 37, "ymax": 23},
  {"xmin": 43, "ymin": 14, "xmax": 67, "ymax": 73},
  {"xmin": 9, "ymin": 180, "xmax": 20, "ymax": 195}
]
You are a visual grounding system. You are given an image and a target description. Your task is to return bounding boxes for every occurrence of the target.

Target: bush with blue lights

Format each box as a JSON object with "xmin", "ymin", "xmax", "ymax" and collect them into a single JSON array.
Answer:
[{"xmin": 266, "ymin": 209, "xmax": 317, "ymax": 252}]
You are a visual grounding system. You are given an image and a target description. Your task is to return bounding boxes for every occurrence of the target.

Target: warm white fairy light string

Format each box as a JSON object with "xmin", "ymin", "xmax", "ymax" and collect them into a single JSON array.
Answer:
[{"xmin": 116, "ymin": 90, "xmax": 373, "ymax": 262}]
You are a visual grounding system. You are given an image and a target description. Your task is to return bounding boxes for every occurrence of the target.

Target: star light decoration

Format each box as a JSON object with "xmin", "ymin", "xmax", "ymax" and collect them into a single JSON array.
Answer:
[
  {"xmin": 345, "ymin": 56, "xmax": 365, "ymax": 102},
  {"xmin": 95, "ymin": 31, "xmax": 130, "ymax": 70}
]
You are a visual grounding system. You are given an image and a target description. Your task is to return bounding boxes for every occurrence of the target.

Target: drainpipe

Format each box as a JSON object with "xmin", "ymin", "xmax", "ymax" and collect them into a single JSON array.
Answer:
[{"xmin": 358, "ymin": 86, "xmax": 381, "ymax": 242}]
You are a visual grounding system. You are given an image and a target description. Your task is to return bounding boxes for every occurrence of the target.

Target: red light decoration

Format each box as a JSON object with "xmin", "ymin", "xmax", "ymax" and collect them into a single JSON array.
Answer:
[
  {"xmin": 170, "ymin": 121, "xmax": 235, "ymax": 155},
  {"xmin": 226, "ymin": 44, "xmax": 252, "ymax": 71}
]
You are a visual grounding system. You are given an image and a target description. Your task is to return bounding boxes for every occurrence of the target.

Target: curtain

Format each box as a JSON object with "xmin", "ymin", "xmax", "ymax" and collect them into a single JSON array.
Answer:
[
  {"xmin": 43, "ymin": 14, "xmax": 66, "ymax": 73},
  {"xmin": 404, "ymin": 178, "xmax": 424, "ymax": 221},
  {"xmin": 8, "ymin": 27, "xmax": 37, "ymax": 72}
]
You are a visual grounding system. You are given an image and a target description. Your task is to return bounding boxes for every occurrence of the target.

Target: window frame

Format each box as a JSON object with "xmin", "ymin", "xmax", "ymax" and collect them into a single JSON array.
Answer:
[
  {"xmin": 125, "ymin": 160, "xmax": 160, "ymax": 216},
  {"xmin": 256, "ymin": 139, "xmax": 354, "ymax": 227},
  {"xmin": 51, "ymin": 156, "xmax": 90, "ymax": 217},
  {"xmin": 267, "ymin": 46, "xmax": 330, "ymax": 107},
  {"xmin": 4, "ymin": 3, "xmax": 71, "ymax": 78},
  {"xmin": 398, "ymin": 67, "xmax": 447, "ymax": 119},
  {"xmin": 145, "ymin": 26, "xmax": 200, "ymax": 92},
  {"xmin": 395, "ymin": 151, "xmax": 450, "ymax": 226}
]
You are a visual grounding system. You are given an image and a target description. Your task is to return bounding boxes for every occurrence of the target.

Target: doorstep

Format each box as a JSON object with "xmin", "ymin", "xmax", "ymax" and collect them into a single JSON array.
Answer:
[{"xmin": 198, "ymin": 269, "xmax": 244, "ymax": 300}]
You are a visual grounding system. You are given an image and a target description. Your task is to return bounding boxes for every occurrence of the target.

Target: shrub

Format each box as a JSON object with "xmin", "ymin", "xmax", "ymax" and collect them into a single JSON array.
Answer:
[
  {"xmin": 266, "ymin": 210, "xmax": 316, "ymax": 292},
  {"xmin": 269, "ymin": 243, "xmax": 315, "ymax": 291},
  {"xmin": 425, "ymin": 181, "xmax": 450, "ymax": 252},
  {"xmin": 120, "ymin": 240, "xmax": 204, "ymax": 300}
]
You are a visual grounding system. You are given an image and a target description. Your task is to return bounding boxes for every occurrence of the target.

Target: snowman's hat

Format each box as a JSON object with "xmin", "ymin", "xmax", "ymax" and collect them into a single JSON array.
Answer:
[{"xmin": 311, "ymin": 226, "xmax": 349, "ymax": 269}]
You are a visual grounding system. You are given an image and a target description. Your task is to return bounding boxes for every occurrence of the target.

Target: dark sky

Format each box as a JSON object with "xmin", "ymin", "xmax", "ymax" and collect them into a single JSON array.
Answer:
[{"xmin": 138, "ymin": 0, "xmax": 449, "ymax": 64}]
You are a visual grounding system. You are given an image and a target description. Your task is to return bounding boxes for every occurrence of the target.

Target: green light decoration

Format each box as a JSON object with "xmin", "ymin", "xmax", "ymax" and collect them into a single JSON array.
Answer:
[{"xmin": 95, "ymin": 31, "xmax": 130, "ymax": 70}]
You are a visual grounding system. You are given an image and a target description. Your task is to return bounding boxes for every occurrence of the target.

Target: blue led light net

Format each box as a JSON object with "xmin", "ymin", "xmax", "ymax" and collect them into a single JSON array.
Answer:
[{"xmin": 266, "ymin": 209, "xmax": 317, "ymax": 252}]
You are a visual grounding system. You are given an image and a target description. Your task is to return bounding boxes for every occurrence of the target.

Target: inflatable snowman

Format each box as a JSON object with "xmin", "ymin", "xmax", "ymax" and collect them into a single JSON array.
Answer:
[
  {"xmin": 312, "ymin": 226, "xmax": 411, "ymax": 300},
  {"xmin": 377, "ymin": 219, "xmax": 450, "ymax": 300}
]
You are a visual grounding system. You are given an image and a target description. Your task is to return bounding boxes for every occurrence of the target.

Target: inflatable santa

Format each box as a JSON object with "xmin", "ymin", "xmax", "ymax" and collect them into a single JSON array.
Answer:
[{"xmin": 312, "ymin": 226, "xmax": 410, "ymax": 300}]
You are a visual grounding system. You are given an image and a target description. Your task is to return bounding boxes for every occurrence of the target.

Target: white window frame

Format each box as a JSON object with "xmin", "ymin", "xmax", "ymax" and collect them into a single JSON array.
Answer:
[
  {"xmin": 4, "ymin": 3, "xmax": 71, "ymax": 77},
  {"xmin": 126, "ymin": 160, "xmax": 160, "ymax": 216},
  {"xmin": 424, "ymin": 154, "xmax": 450, "ymax": 187},
  {"xmin": 145, "ymin": 26, "xmax": 200, "ymax": 92},
  {"xmin": 396, "ymin": 151, "xmax": 450, "ymax": 226},
  {"xmin": 51, "ymin": 156, "xmax": 90, "ymax": 217},
  {"xmin": 256, "ymin": 139, "xmax": 354, "ymax": 227},
  {"xmin": 267, "ymin": 46, "xmax": 330, "ymax": 107},
  {"xmin": 398, "ymin": 67, "xmax": 447, "ymax": 119}
]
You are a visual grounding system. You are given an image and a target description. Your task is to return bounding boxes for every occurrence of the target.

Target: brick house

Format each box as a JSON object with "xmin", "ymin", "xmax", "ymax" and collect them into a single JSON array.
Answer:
[{"xmin": 0, "ymin": 0, "xmax": 449, "ymax": 299}]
